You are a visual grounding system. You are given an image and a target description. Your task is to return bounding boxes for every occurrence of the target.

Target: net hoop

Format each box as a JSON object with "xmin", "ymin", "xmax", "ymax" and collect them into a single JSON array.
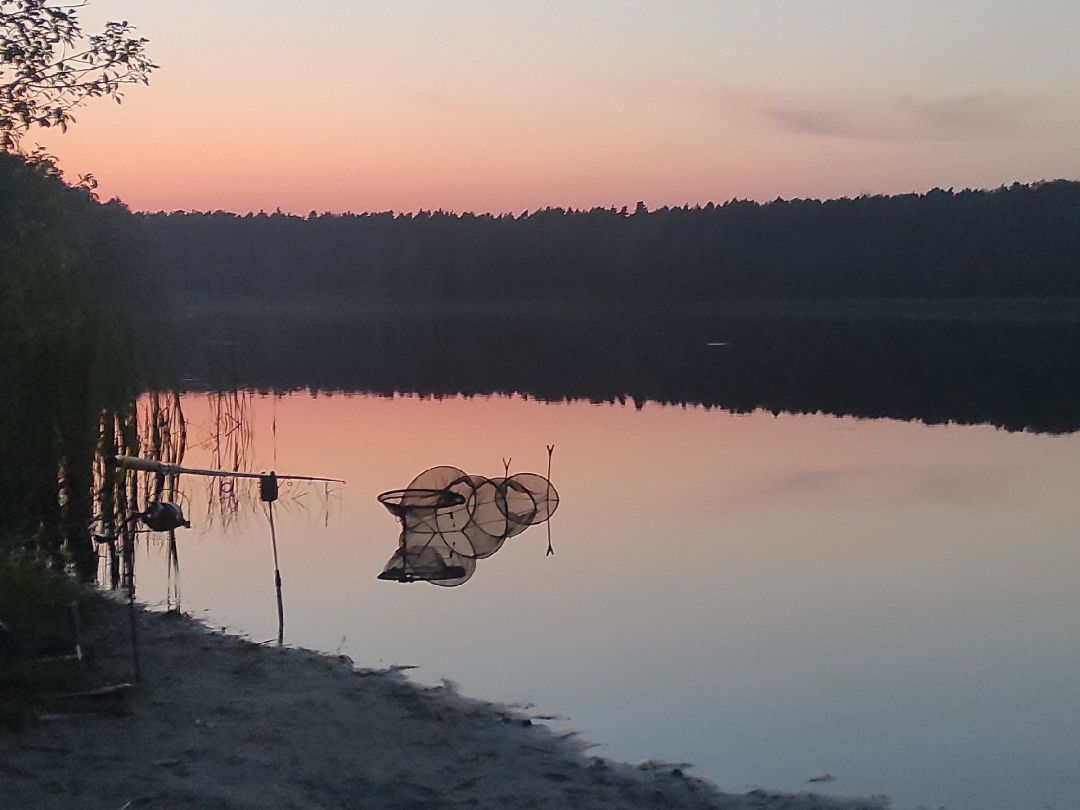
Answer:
[
  {"xmin": 377, "ymin": 565, "xmax": 469, "ymax": 583},
  {"xmin": 377, "ymin": 542, "xmax": 476, "ymax": 585},
  {"xmin": 377, "ymin": 487, "xmax": 466, "ymax": 518}
]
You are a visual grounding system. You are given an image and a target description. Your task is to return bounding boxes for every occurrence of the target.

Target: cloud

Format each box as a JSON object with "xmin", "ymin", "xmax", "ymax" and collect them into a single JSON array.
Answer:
[{"xmin": 716, "ymin": 88, "xmax": 1041, "ymax": 142}]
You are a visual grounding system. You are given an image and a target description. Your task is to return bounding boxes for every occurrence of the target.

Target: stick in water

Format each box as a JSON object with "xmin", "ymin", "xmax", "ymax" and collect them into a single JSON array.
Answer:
[
  {"xmin": 260, "ymin": 473, "xmax": 285, "ymax": 646},
  {"xmin": 545, "ymin": 444, "xmax": 555, "ymax": 556}
]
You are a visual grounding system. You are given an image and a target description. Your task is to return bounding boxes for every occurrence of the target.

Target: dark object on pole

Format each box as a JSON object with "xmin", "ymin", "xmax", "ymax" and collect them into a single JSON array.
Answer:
[
  {"xmin": 259, "ymin": 473, "xmax": 279, "ymax": 503},
  {"xmin": 139, "ymin": 502, "xmax": 190, "ymax": 532}
]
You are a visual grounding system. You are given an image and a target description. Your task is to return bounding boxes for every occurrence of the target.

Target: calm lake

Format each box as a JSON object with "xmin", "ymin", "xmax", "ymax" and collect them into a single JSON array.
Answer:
[{"xmin": 129, "ymin": 383, "xmax": 1080, "ymax": 810}]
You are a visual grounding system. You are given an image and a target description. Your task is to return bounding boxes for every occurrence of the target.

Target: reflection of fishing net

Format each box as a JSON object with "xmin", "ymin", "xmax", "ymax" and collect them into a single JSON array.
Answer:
[{"xmin": 377, "ymin": 464, "xmax": 560, "ymax": 586}]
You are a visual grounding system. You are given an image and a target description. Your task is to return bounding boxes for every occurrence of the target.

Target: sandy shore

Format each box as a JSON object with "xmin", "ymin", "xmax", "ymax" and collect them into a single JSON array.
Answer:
[{"xmin": 1, "ymin": 598, "xmax": 890, "ymax": 809}]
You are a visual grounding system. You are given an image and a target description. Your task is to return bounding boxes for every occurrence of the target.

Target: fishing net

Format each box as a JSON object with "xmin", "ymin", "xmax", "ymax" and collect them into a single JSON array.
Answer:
[{"xmin": 377, "ymin": 464, "xmax": 560, "ymax": 586}]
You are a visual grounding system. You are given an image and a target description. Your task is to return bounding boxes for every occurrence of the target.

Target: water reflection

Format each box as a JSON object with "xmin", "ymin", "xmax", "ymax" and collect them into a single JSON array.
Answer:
[
  {"xmin": 140, "ymin": 302, "xmax": 1080, "ymax": 433},
  {"xmin": 130, "ymin": 391, "xmax": 1080, "ymax": 810},
  {"xmin": 92, "ymin": 390, "xmax": 340, "ymax": 616},
  {"xmin": 8, "ymin": 299, "xmax": 1080, "ymax": 810},
  {"xmin": 93, "ymin": 392, "xmax": 187, "ymax": 598}
]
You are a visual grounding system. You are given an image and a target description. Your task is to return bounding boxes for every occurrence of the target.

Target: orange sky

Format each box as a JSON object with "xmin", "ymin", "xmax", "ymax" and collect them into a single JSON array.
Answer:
[{"xmin": 26, "ymin": 1, "xmax": 1080, "ymax": 214}]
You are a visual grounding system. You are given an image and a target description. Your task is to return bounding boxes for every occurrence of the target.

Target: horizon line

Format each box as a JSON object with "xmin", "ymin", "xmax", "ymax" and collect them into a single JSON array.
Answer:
[{"xmin": 111, "ymin": 176, "xmax": 1078, "ymax": 219}]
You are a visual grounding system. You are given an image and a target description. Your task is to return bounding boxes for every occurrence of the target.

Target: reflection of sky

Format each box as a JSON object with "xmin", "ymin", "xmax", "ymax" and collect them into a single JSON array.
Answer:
[
  {"xmin": 135, "ymin": 392, "xmax": 1080, "ymax": 810},
  {"xmin": 32, "ymin": 1, "xmax": 1080, "ymax": 212}
]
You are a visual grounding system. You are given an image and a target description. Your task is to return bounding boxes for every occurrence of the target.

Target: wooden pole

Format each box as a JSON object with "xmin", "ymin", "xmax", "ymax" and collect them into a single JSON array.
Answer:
[
  {"xmin": 267, "ymin": 500, "xmax": 284, "ymax": 646},
  {"xmin": 260, "ymin": 473, "xmax": 285, "ymax": 646},
  {"xmin": 545, "ymin": 445, "xmax": 555, "ymax": 556},
  {"xmin": 109, "ymin": 455, "xmax": 344, "ymax": 484}
]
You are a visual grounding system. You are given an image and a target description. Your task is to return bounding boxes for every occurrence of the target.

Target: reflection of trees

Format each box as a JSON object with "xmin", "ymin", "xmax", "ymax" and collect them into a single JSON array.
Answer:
[
  {"xmin": 200, "ymin": 390, "xmax": 256, "ymax": 530},
  {"xmin": 191, "ymin": 390, "xmax": 336, "ymax": 527},
  {"xmin": 95, "ymin": 391, "xmax": 186, "ymax": 601},
  {"xmin": 95, "ymin": 401, "xmax": 138, "ymax": 592},
  {"xmin": 94, "ymin": 389, "xmax": 339, "ymax": 603},
  {"xmin": 144, "ymin": 304, "xmax": 1080, "ymax": 435},
  {"xmin": 143, "ymin": 392, "xmax": 185, "ymax": 610}
]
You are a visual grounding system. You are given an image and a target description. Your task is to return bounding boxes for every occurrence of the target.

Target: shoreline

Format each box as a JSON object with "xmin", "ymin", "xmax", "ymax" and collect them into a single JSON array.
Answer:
[{"xmin": 1, "ymin": 597, "xmax": 890, "ymax": 809}]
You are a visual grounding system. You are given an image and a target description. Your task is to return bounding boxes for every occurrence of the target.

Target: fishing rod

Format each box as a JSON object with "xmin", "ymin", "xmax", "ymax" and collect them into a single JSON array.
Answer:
[
  {"xmin": 107, "ymin": 455, "xmax": 345, "ymax": 483},
  {"xmin": 108, "ymin": 455, "xmax": 345, "ymax": 646}
]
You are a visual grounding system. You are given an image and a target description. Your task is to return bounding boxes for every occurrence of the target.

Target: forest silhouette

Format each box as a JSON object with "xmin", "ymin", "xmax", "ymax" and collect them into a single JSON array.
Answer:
[{"xmin": 139, "ymin": 180, "xmax": 1080, "ymax": 301}]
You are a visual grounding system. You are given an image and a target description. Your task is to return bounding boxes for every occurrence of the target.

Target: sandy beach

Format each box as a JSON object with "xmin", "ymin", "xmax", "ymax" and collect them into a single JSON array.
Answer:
[{"xmin": 1, "ymin": 597, "xmax": 890, "ymax": 809}]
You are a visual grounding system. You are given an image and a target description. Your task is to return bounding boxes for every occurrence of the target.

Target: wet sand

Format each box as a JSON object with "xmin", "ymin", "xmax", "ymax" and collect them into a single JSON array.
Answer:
[{"xmin": 1, "ymin": 598, "xmax": 889, "ymax": 809}]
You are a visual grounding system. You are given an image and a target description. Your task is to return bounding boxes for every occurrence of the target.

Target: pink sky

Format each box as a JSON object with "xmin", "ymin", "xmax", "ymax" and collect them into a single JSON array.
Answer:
[{"xmin": 29, "ymin": 1, "xmax": 1080, "ymax": 214}]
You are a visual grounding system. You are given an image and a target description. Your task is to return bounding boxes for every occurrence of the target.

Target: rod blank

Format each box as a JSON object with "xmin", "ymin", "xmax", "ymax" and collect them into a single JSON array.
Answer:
[{"xmin": 108, "ymin": 455, "xmax": 344, "ymax": 483}]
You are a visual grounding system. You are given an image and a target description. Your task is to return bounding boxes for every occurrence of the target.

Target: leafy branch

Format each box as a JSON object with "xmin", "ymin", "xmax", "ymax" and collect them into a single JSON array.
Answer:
[{"xmin": 1, "ymin": 0, "xmax": 156, "ymax": 150}]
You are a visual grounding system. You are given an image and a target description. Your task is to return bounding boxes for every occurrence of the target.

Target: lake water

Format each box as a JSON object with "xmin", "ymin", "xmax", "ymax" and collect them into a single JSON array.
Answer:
[{"xmin": 131, "ymin": 388, "xmax": 1080, "ymax": 810}]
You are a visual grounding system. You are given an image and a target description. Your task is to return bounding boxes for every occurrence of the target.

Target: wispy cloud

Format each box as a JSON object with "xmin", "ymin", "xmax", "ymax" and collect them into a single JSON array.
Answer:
[{"xmin": 707, "ymin": 87, "xmax": 1042, "ymax": 142}]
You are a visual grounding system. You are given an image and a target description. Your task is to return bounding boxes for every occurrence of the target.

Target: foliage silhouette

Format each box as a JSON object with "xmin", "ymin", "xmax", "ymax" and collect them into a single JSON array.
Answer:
[
  {"xmin": 0, "ymin": 0, "xmax": 156, "ymax": 150},
  {"xmin": 0, "ymin": 149, "xmax": 139, "ymax": 575}
]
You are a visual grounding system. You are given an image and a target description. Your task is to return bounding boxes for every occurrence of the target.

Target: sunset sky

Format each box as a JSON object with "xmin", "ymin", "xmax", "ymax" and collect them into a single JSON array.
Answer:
[{"xmin": 31, "ymin": 1, "xmax": 1080, "ymax": 214}]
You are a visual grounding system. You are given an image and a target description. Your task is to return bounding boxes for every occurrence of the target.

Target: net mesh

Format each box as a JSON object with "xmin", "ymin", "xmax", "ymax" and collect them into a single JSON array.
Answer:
[{"xmin": 377, "ymin": 465, "xmax": 560, "ymax": 586}]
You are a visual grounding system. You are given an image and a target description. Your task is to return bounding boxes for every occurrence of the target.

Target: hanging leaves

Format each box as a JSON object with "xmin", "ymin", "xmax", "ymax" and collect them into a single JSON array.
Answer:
[{"xmin": 0, "ymin": 1, "xmax": 157, "ymax": 151}]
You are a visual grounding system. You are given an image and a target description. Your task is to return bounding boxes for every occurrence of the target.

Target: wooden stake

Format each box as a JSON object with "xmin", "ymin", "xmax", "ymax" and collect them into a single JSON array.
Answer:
[{"xmin": 545, "ymin": 445, "xmax": 555, "ymax": 556}]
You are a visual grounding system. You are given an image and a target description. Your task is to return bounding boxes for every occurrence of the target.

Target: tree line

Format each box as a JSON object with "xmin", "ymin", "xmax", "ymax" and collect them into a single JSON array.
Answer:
[{"xmin": 137, "ymin": 181, "xmax": 1080, "ymax": 301}]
